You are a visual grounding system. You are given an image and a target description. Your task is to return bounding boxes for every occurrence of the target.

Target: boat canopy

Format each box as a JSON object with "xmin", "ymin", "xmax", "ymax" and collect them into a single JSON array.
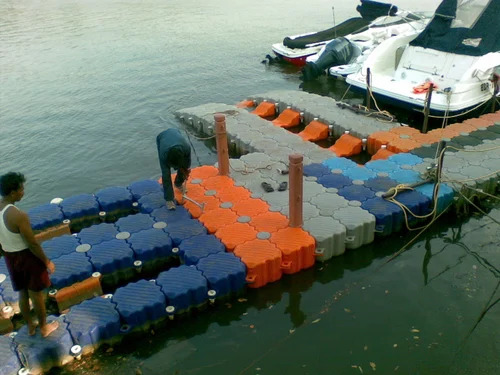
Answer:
[{"xmin": 410, "ymin": 0, "xmax": 500, "ymax": 56}]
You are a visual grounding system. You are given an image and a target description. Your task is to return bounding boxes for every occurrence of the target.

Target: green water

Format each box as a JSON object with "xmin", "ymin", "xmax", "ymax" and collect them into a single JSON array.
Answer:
[{"xmin": 1, "ymin": 1, "xmax": 498, "ymax": 374}]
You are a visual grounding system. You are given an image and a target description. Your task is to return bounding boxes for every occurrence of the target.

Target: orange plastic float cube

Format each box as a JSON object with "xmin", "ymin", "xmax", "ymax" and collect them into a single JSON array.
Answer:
[
  {"xmin": 183, "ymin": 195, "xmax": 220, "ymax": 219},
  {"xmin": 54, "ymin": 276, "xmax": 103, "ymax": 312},
  {"xmin": 329, "ymin": 133, "xmax": 363, "ymax": 156},
  {"xmin": 251, "ymin": 101, "xmax": 276, "ymax": 118},
  {"xmin": 233, "ymin": 239, "xmax": 283, "ymax": 288},
  {"xmin": 370, "ymin": 147, "xmax": 395, "ymax": 161},
  {"xmin": 231, "ymin": 198, "xmax": 270, "ymax": 217},
  {"xmin": 446, "ymin": 123, "xmax": 477, "ymax": 134},
  {"xmin": 462, "ymin": 118, "xmax": 495, "ymax": 129},
  {"xmin": 200, "ymin": 175, "xmax": 235, "ymax": 191},
  {"xmin": 198, "ymin": 207, "xmax": 239, "ymax": 233},
  {"xmin": 298, "ymin": 120, "xmax": 329, "ymax": 141},
  {"xmin": 190, "ymin": 165, "xmax": 220, "ymax": 180},
  {"xmin": 236, "ymin": 99, "xmax": 255, "ymax": 108},
  {"xmin": 270, "ymin": 227, "xmax": 316, "ymax": 274},
  {"xmin": 389, "ymin": 126, "xmax": 420, "ymax": 136},
  {"xmin": 387, "ymin": 137, "xmax": 420, "ymax": 153},
  {"xmin": 272, "ymin": 108, "xmax": 301, "ymax": 129},
  {"xmin": 367, "ymin": 131, "xmax": 398, "ymax": 154},
  {"xmin": 216, "ymin": 185, "xmax": 252, "ymax": 203},
  {"xmin": 479, "ymin": 111, "xmax": 500, "ymax": 122},
  {"xmin": 215, "ymin": 222, "xmax": 258, "ymax": 252},
  {"xmin": 250, "ymin": 211, "xmax": 289, "ymax": 233}
]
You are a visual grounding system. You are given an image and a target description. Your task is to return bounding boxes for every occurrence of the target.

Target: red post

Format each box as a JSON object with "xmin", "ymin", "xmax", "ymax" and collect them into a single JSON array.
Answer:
[
  {"xmin": 289, "ymin": 154, "xmax": 303, "ymax": 228},
  {"xmin": 214, "ymin": 113, "xmax": 229, "ymax": 176}
]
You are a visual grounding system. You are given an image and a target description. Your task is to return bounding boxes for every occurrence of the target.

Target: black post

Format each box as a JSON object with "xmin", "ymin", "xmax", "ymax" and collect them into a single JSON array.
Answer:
[
  {"xmin": 366, "ymin": 68, "xmax": 371, "ymax": 110},
  {"xmin": 422, "ymin": 83, "xmax": 434, "ymax": 134}
]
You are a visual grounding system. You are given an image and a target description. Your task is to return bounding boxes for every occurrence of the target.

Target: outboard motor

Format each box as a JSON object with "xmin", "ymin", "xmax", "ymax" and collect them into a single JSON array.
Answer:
[{"xmin": 301, "ymin": 37, "xmax": 361, "ymax": 81}]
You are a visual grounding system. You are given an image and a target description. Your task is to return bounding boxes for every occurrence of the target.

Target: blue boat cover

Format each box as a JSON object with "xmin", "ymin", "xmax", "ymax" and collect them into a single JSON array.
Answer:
[
  {"xmin": 112, "ymin": 280, "xmax": 167, "ymax": 327},
  {"xmin": 196, "ymin": 252, "xmax": 246, "ymax": 297},
  {"xmin": 156, "ymin": 265, "xmax": 209, "ymax": 312},
  {"xmin": 178, "ymin": 234, "xmax": 226, "ymax": 265},
  {"xmin": 42, "ymin": 234, "xmax": 81, "ymax": 260},
  {"xmin": 13, "ymin": 316, "xmax": 72, "ymax": 372},
  {"xmin": 87, "ymin": 239, "xmax": 135, "ymax": 274},
  {"xmin": 95, "ymin": 186, "xmax": 134, "ymax": 213},
  {"xmin": 51, "ymin": 252, "xmax": 94, "ymax": 289},
  {"xmin": 28, "ymin": 203, "xmax": 64, "ymax": 231},
  {"xmin": 60, "ymin": 194, "xmax": 100, "ymax": 220},
  {"xmin": 164, "ymin": 219, "xmax": 207, "ymax": 246},
  {"xmin": 115, "ymin": 213, "xmax": 155, "ymax": 233},
  {"xmin": 127, "ymin": 228, "xmax": 173, "ymax": 262},
  {"xmin": 77, "ymin": 223, "xmax": 119, "ymax": 246},
  {"xmin": 65, "ymin": 298, "xmax": 121, "ymax": 348}
]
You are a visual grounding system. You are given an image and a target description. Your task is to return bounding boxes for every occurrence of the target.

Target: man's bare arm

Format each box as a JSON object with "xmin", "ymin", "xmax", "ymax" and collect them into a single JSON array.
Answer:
[{"xmin": 16, "ymin": 210, "xmax": 51, "ymax": 267}]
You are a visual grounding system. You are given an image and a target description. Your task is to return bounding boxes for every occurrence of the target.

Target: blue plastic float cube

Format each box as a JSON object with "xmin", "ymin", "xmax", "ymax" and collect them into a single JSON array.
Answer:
[
  {"xmin": 364, "ymin": 160, "xmax": 400, "ymax": 174},
  {"xmin": 42, "ymin": 234, "xmax": 81, "ymax": 260},
  {"xmin": 178, "ymin": 234, "xmax": 226, "ymax": 265},
  {"xmin": 60, "ymin": 194, "xmax": 100, "ymax": 220},
  {"xmin": 95, "ymin": 186, "xmax": 134, "ymax": 213},
  {"xmin": 317, "ymin": 173, "xmax": 352, "ymax": 190},
  {"xmin": 343, "ymin": 167, "xmax": 377, "ymax": 181},
  {"xmin": 51, "ymin": 252, "xmax": 94, "ymax": 289},
  {"xmin": 196, "ymin": 252, "xmax": 246, "ymax": 297},
  {"xmin": 394, "ymin": 190, "xmax": 432, "ymax": 220},
  {"xmin": 156, "ymin": 265, "xmax": 209, "ymax": 312},
  {"xmin": 303, "ymin": 163, "xmax": 331, "ymax": 178},
  {"xmin": 361, "ymin": 197, "xmax": 404, "ymax": 236},
  {"xmin": 337, "ymin": 184, "xmax": 376, "ymax": 202},
  {"xmin": 164, "ymin": 219, "xmax": 208, "ymax": 246},
  {"xmin": 28, "ymin": 203, "xmax": 64, "ymax": 231},
  {"xmin": 388, "ymin": 169, "xmax": 422, "ymax": 185},
  {"xmin": 87, "ymin": 239, "xmax": 135, "ymax": 274},
  {"xmin": 77, "ymin": 223, "xmax": 119, "ymax": 246},
  {"xmin": 138, "ymin": 192, "xmax": 167, "ymax": 214},
  {"xmin": 127, "ymin": 179, "xmax": 163, "ymax": 201},
  {"xmin": 112, "ymin": 280, "xmax": 167, "ymax": 327},
  {"xmin": 0, "ymin": 334, "xmax": 21, "ymax": 375},
  {"xmin": 322, "ymin": 157, "xmax": 358, "ymax": 171},
  {"xmin": 150, "ymin": 206, "xmax": 191, "ymax": 224},
  {"xmin": 64, "ymin": 297, "xmax": 121, "ymax": 348},
  {"xmin": 388, "ymin": 153, "xmax": 424, "ymax": 166},
  {"xmin": 127, "ymin": 228, "xmax": 173, "ymax": 262},
  {"xmin": 415, "ymin": 183, "xmax": 455, "ymax": 214},
  {"xmin": 0, "ymin": 281, "xmax": 17, "ymax": 305},
  {"xmin": 115, "ymin": 213, "xmax": 155, "ymax": 234},
  {"xmin": 12, "ymin": 316, "xmax": 72, "ymax": 373},
  {"xmin": 364, "ymin": 176, "xmax": 399, "ymax": 194}
]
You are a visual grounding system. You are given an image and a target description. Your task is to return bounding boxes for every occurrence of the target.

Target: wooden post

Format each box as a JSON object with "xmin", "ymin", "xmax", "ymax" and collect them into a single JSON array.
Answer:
[
  {"xmin": 214, "ymin": 113, "xmax": 229, "ymax": 176},
  {"xmin": 422, "ymin": 83, "xmax": 434, "ymax": 134},
  {"xmin": 366, "ymin": 67, "xmax": 371, "ymax": 110},
  {"xmin": 289, "ymin": 154, "xmax": 303, "ymax": 228}
]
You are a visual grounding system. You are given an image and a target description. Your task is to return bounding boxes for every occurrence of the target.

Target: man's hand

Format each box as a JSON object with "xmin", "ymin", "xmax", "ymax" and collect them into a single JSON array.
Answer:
[{"xmin": 46, "ymin": 260, "xmax": 56, "ymax": 274}]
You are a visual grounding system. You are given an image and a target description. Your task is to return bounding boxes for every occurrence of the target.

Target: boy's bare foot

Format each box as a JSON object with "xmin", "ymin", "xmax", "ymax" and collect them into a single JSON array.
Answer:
[
  {"xmin": 41, "ymin": 321, "xmax": 59, "ymax": 338},
  {"xmin": 28, "ymin": 322, "xmax": 38, "ymax": 336}
]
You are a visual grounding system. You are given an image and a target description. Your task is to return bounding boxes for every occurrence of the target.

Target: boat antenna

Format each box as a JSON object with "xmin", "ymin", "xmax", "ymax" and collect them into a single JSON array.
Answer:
[{"xmin": 332, "ymin": 6, "xmax": 336, "ymax": 38}]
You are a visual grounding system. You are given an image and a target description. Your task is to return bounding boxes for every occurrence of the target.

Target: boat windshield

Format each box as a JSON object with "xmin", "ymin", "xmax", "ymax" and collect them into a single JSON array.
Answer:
[{"xmin": 451, "ymin": 0, "xmax": 491, "ymax": 28}]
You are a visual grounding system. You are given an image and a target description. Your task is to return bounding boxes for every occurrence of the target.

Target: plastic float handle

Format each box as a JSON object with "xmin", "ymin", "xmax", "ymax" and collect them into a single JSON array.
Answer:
[
  {"xmin": 281, "ymin": 261, "xmax": 292, "ymax": 270},
  {"xmin": 246, "ymin": 275, "xmax": 256, "ymax": 283}
]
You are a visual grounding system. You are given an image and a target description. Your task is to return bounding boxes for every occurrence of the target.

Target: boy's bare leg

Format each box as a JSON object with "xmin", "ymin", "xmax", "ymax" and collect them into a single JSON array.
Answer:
[
  {"xmin": 19, "ymin": 289, "xmax": 37, "ymax": 335},
  {"xmin": 29, "ymin": 290, "xmax": 58, "ymax": 337}
]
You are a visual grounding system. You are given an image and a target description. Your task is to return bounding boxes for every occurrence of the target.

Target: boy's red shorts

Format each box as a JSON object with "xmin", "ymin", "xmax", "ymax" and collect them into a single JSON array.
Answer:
[{"xmin": 3, "ymin": 249, "xmax": 51, "ymax": 292}]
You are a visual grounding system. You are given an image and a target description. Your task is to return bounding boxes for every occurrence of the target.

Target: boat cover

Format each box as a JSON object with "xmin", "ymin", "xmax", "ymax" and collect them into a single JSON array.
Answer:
[{"xmin": 410, "ymin": 0, "xmax": 500, "ymax": 56}]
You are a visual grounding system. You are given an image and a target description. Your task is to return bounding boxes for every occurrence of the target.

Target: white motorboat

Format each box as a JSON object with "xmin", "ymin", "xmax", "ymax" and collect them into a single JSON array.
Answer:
[
  {"xmin": 346, "ymin": 0, "xmax": 500, "ymax": 116},
  {"xmin": 270, "ymin": 0, "xmax": 398, "ymax": 67}
]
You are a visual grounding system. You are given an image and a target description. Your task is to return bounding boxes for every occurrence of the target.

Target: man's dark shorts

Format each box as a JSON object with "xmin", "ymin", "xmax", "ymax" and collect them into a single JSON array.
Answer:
[{"xmin": 3, "ymin": 249, "xmax": 50, "ymax": 292}]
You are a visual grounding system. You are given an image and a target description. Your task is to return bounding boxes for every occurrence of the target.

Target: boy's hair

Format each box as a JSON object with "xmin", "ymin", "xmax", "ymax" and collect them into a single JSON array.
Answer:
[{"xmin": 0, "ymin": 172, "xmax": 26, "ymax": 197}]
